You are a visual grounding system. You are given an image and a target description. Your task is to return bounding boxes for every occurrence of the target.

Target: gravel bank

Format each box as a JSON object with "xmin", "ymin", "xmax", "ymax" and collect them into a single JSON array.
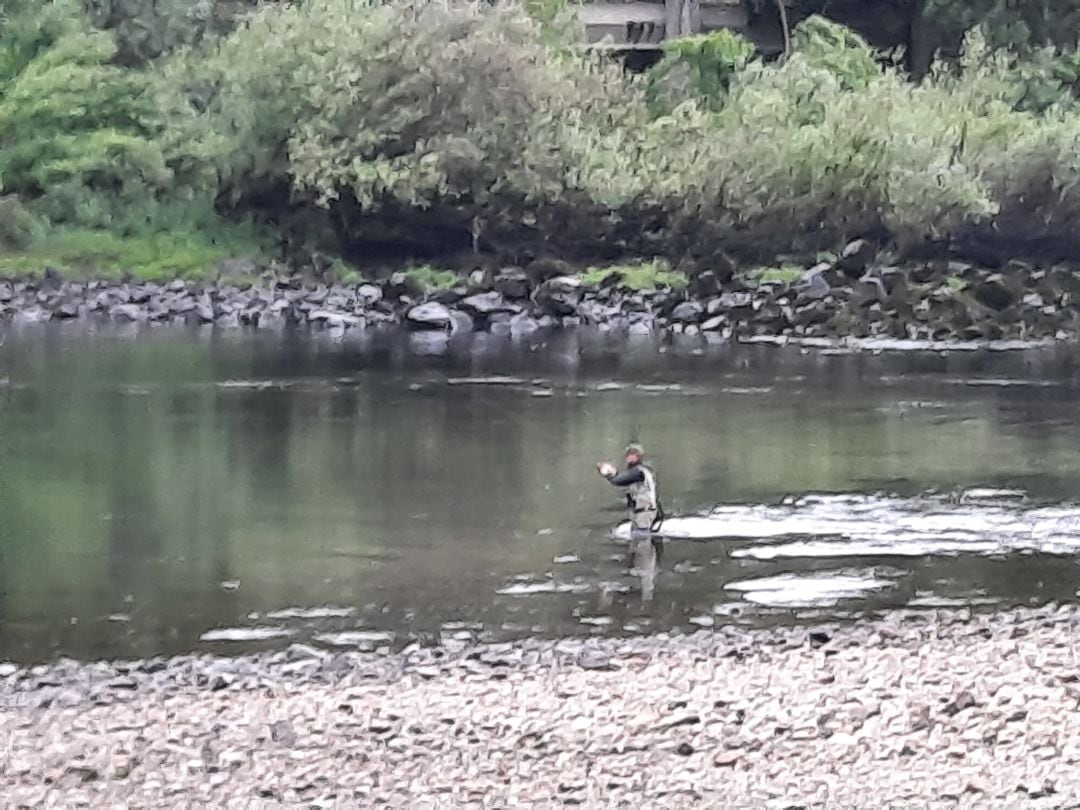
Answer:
[{"xmin": 3, "ymin": 605, "xmax": 1080, "ymax": 807}]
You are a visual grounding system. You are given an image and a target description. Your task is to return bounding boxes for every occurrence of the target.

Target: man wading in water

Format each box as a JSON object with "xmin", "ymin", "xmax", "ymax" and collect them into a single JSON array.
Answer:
[{"xmin": 597, "ymin": 443, "xmax": 664, "ymax": 601}]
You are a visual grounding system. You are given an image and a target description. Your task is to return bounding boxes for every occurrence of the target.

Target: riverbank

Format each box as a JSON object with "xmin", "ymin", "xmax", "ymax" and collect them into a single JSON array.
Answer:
[
  {"xmin": 3, "ymin": 250, "xmax": 1080, "ymax": 347},
  {"xmin": 3, "ymin": 604, "xmax": 1079, "ymax": 805}
]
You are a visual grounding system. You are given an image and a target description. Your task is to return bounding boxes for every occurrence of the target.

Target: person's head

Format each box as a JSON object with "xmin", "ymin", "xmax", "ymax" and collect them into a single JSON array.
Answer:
[{"xmin": 624, "ymin": 443, "xmax": 644, "ymax": 466}]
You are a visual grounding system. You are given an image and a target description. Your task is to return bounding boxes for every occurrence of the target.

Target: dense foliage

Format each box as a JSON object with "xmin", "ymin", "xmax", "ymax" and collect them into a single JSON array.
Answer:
[{"xmin": 5, "ymin": 0, "xmax": 1080, "ymax": 277}]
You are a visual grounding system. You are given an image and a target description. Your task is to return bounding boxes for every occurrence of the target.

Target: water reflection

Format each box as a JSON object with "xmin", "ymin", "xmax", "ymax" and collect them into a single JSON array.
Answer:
[{"xmin": 0, "ymin": 325, "xmax": 1079, "ymax": 663}]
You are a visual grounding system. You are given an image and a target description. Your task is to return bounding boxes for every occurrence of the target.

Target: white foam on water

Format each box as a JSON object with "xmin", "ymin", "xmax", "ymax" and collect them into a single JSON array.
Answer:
[
  {"xmin": 312, "ymin": 630, "xmax": 393, "ymax": 647},
  {"xmin": 944, "ymin": 378, "xmax": 1062, "ymax": 388},
  {"xmin": 496, "ymin": 581, "xmax": 593, "ymax": 596},
  {"xmin": 579, "ymin": 616, "xmax": 612, "ymax": 626},
  {"xmin": 614, "ymin": 490, "xmax": 1080, "ymax": 562},
  {"xmin": 739, "ymin": 335, "xmax": 1054, "ymax": 352},
  {"xmin": 446, "ymin": 376, "xmax": 527, "ymax": 386},
  {"xmin": 264, "ymin": 606, "xmax": 356, "ymax": 620},
  {"xmin": 201, "ymin": 626, "xmax": 294, "ymax": 642},
  {"xmin": 725, "ymin": 571, "xmax": 895, "ymax": 607}
]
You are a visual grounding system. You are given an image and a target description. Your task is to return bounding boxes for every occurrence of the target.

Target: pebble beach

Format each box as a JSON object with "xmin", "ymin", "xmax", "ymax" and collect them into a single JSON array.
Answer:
[{"xmin": 4, "ymin": 605, "xmax": 1080, "ymax": 807}]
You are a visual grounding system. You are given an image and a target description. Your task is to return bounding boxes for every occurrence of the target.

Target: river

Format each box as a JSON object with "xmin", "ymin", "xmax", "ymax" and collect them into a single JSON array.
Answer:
[{"xmin": 1, "ymin": 325, "xmax": 1079, "ymax": 664}]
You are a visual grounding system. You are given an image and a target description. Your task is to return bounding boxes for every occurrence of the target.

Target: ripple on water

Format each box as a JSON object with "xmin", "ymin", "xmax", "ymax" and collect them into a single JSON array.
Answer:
[{"xmin": 263, "ymin": 606, "xmax": 356, "ymax": 620}]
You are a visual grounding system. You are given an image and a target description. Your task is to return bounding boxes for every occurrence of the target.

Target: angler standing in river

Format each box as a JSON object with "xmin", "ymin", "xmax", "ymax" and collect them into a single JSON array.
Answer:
[{"xmin": 597, "ymin": 443, "xmax": 665, "ymax": 601}]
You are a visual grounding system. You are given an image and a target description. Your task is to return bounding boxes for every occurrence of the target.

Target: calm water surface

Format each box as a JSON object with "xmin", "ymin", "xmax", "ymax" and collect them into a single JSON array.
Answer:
[{"xmin": 2, "ymin": 325, "xmax": 1080, "ymax": 663}]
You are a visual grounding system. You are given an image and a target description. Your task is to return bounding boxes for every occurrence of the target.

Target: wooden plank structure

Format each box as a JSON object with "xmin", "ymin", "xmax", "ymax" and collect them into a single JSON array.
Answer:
[{"xmin": 579, "ymin": 0, "xmax": 786, "ymax": 56}]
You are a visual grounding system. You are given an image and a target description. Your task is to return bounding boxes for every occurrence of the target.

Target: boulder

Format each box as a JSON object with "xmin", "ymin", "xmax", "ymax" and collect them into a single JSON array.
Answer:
[
  {"xmin": 405, "ymin": 302, "xmax": 452, "ymax": 330},
  {"xmin": 687, "ymin": 269, "xmax": 723, "ymax": 299},
  {"xmin": 838, "ymin": 239, "xmax": 876, "ymax": 278},
  {"xmin": 309, "ymin": 310, "xmax": 361, "ymax": 329},
  {"xmin": 111, "ymin": 304, "xmax": 145, "ymax": 322},
  {"xmin": 794, "ymin": 269, "xmax": 830, "ymax": 302},
  {"xmin": 494, "ymin": 268, "xmax": 532, "ymax": 300},
  {"xmin": 459, "ymin": 291, "xmax": 509, "ymax": 317},
  {"xmin": 670, "ymin": 300, "xmax": 705, "ymax": 323},
  {"xmin": 973, "ymin": 275, "xmax": 1016, "ymax": 311},
  {"xmin": 357, "ymin": 284, "xmax": 382, "ymax": 306},
  {"xmin": 509, "ymin": 313, "xmax": 541, "ymax": 338}
]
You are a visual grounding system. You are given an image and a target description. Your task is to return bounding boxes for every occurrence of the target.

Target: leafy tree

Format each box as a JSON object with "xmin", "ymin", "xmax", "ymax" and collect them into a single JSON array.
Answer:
[{"xmin": 926, "ymin": 0, "xmax": 1080, "ymax": 53}]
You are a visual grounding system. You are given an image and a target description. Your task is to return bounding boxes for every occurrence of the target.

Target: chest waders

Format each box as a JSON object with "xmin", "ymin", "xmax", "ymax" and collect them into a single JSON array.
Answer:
[{"xmin": 628, "ymin": 465, "xmax": 665, "ymax": 533}]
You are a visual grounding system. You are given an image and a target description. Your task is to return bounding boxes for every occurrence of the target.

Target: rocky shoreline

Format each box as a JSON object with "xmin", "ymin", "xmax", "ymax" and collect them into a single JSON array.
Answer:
[
  {"xmin": 4, "ymin": 603, "xmax": 1080, "ymax": 805},
  {"xmin": 3, "ymin": 247, "xmax": 1080, "ymax": 345}
]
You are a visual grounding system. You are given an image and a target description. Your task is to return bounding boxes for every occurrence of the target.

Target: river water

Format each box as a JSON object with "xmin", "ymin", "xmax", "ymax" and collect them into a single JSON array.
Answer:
[{"xmin": 1, "ymin": 325, "xmax": 1080, "ymax": 664}]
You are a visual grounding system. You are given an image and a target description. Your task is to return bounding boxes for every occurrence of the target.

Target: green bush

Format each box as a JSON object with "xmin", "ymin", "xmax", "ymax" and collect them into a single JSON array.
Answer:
[
  {"xmin": 0, "ymin": 1, "xmax": 170, "ymax": 225},
  {"xmin": 11, "ymin": 0, "xmax": 1080, "ymax": 278},
  {"xmin": 791, "ymin": 16, "xmax": 880, "ymax": 91},
  {"xmin": 0, "ymin": 195, "xmax": 43, "ymax": 250},
  {"xmin": 647, "ymin": 29, "xmax": 756, "ymax": 113}
]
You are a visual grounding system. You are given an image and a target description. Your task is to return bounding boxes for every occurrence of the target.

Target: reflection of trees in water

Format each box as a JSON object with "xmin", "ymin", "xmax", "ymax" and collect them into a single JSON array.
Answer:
[{"xmin": 7, "ymin": 333, "xmax": 1080, "ymax": 661}]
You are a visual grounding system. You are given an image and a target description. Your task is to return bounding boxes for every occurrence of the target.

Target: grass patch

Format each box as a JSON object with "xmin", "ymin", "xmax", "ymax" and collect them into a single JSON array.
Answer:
[
  {"xmin": 402, "ymin": 265, "xmax": 461, "ymax": 291},
  {"xmin": 945, "ymin": 276, "xmax": 967, "ymax": 291},
  {"xmin": 0, "ymin": 222, "xmax": 269, "ymax": 281},
  {"xmin": 746, "ymin": 264, "xmax": 805, "ymax": 285},
  {"xmin": 580, "ymin": 260, "xmax": 686, "ymax": 291}
]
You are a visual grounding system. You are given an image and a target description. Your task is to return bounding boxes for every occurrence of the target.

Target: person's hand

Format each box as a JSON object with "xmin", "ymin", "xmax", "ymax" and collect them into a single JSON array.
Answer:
[{"xmin": 597, "ymin": 461, "xmax": 617, "ymax": 477}]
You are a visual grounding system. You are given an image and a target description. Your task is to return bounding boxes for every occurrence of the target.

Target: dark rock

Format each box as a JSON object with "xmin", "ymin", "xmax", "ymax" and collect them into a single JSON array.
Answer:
[
  {"xmin": 383, "ymin": 272, "xmax": 425, "ymax": 301},
  {"xmin": 675, "ymin": 742, "xmax": 695, "ymax": 756},
  {"xmin": 688, "ymin": 269, "xmax": 723, "ymax": 299},
  {"xmin": 65, "ymin": 765, "xmax": 100, "ymax": 783},
  {"xmin": 269, "ymin": 719, "xmax": 297, "ymax": 747},
  {"xmin": 943, "ymin": 689, "xmax": 977, "ymax": 716},
  {"xmin": 431, "ymin": 287, "xmax": 465, "ymax": 306},
  {"xmin": 209, "ymin": 673, "xmax": 233, "ymax": 691},
  {"xmin": 534, "ymin": 276, "xmax": 581, "ymax": 317},
  {"xmin": 525, "ymin": 258, "xmax": 573, "ymax": 287},
  {"xmin": 839, "ymin": 239, "xmax": 876, "ymax": 277},
  {"xmin": 494, "ymin": 268, "xmax": 531, "ymax": 300},
  {"xmin": 973, "ymin": 275, "xmax": 1016, "ymax": 311},
  {"xmin": 670, "ymin": 300, "xmax": 704, "ymax": 323},
  {"xmin": 405, "ymin": 302, "xmax": 452, "ymax": 330},
  {"xmin": 577, "ymin": 648, "xmax": 616, "ymax": 671},
  {"xmin": 808, "ymin": 630, "xmax": 831, "ymax": 648},
  {"xmin": 128, "ymin": 287, "xmax": 153, "ymax": 305},
  {"xmin": 42, "ymin": 266, "xmax": 63, "ymax": 290},
  {"xmin": 448, "ymin": 310, "xmax": 474, "ymax": 335},
  {"xmin": 794, "ymin": 270, "xmax": 830, "ymax": 302}
]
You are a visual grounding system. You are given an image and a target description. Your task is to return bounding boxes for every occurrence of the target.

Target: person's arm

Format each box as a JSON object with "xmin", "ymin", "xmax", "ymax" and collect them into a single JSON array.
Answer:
[{"xmin": 605, "ymin": 467, "xmax": 644, "ymax": 487}]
